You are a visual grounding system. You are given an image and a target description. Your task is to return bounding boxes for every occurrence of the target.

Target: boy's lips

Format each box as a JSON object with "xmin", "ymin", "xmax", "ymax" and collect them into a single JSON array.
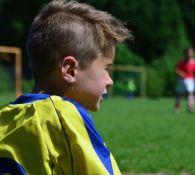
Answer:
[{"xmin": 100, "ymin": 89, "xmax": 107, "ymax": 102}]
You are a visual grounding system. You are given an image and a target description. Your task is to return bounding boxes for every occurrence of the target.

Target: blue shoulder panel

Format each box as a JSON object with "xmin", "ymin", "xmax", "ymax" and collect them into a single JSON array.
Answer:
[
  {"xmin": 0, "ymin": 157, "xmax": 26, "ymax": 175},
  {"xmin": 63, "ymin": 97, "xmax": 114, "ymax": 175},
  {"xmin": 10, "ymin": 94, "xmax": 50, "ymax": 104}
]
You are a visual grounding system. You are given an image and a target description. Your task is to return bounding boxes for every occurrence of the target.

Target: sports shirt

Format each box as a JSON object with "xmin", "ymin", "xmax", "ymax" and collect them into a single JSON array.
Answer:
[{"xmin": 0, "ymin": 94, "xmax": 121, "ymax": 175}]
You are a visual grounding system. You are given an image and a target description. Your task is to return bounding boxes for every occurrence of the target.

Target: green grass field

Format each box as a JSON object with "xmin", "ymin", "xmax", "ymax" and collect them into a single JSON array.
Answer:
[
  {"xmin": 1, "ymin": 96, "xmax": 195, "ymax": 174},
  {"xmin": 92, "ymin": 98, "xmax": 195, "ymax": 175}
]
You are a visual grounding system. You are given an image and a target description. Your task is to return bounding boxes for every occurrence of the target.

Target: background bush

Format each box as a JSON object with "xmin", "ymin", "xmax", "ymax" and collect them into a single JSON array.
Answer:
[{"xmin": 113, "ymin": 44, "xmax": 145, "ymax": 96}]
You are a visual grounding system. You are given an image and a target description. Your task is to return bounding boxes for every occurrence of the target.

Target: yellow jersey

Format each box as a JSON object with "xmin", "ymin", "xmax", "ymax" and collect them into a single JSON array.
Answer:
[{"xmin": 0, "ymin": 94, "xmax": 121, "ymax": 175}]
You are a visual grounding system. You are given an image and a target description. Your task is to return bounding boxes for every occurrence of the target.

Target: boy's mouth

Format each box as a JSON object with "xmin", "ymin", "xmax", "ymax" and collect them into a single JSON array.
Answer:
[
  {"xmin": 103, "ymin": 89, "xmax": 107, "ymax": 95},
  {"xmin": 100, "ymin": 89, "xmax": 107, "ymax": 101}
]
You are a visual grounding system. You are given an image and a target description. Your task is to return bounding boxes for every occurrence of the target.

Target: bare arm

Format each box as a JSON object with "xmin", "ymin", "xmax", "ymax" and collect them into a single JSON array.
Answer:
[{"xmin": 176, "ymin": 69, "xmax": 185, "ymax": 78}]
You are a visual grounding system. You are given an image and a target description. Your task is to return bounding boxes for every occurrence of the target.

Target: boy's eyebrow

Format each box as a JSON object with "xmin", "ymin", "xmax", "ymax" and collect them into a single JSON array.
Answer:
[
  {"xmin": 106, "ymin": 62, "xmax": 113, "ymax": 66},
  {"xmin": 105, "ymin": 63, "xmax": 113, "ymax": 68}
]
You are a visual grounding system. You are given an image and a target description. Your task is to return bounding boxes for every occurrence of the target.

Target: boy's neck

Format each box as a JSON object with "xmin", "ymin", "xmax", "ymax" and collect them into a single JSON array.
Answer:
[
  {"xmin": 32, "ymin": 80, "xmax": 67, "ymax": 97},
  {"xmin": 31, "ymin": 84, "xmax": 50, "ymax": 94},
  {"xmin": 31, "ymin": 68, "xmax": 69, "ymax": 96}
]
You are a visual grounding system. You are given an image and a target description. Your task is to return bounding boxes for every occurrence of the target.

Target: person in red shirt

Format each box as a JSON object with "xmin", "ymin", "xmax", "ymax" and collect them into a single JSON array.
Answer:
[{"xmin": 175, "ymin": 48, "xmax": 195, "ymax": 113}]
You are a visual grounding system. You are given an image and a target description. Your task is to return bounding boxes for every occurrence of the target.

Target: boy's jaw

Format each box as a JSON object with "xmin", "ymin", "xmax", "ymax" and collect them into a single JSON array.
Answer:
[
  {"xmin": 95, "ymin": 89, "xmax": 108, "ymax": 110},
  {"xmin": 86, "ymin": 90, "xmax": 107, "ymax": 112}
]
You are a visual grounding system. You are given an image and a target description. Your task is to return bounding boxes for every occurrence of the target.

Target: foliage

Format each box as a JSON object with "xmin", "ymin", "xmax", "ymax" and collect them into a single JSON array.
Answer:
[
  {"xmin": 0, "ymin": 63, "xmax": 15, "ymax": 94},
  {"xmin": 81, "ymin": 0, "xmax": 192, "ymax": 61},
  {"xmin": 146, "ymin": 67, "xmax": 165, "ymax": 98},
  {"xmin": 115, "ymin": 44, "xmax": 145, "ymax": 66},
  {"xmin": 22, "ymin": 79, "xmax": 34, "ymax": 94},
  {"xmin": 0, "ymin": 0, "xmax": 195, "ymax": 97},
  {"xmin": 113, "ymin": 44, "xmax": 144, "ymax": 96},
  {"xmin": 179, "ymin": 0, "xmax": 195, "ymax": 45},
  {"xmin": 0, "ymin": 0, "xmax": 45, "ymax": 47}
]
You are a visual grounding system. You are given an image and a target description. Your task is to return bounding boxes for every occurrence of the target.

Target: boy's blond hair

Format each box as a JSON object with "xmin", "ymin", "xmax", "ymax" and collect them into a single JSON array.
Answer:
[{"xmin": 26, "ymin": 0, "xmax": 132, "ymax": 80}]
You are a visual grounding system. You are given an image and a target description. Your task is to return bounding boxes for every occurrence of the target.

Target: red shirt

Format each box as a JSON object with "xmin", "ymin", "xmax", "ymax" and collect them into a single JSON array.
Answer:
[{"xmin": 177, "ymin": 58, "xmax": 195, "ymax": 78}]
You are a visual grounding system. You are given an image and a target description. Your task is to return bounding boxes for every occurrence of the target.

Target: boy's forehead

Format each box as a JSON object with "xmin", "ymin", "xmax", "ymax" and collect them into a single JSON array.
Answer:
[
  {"xmin": 104, "ymin": 47, "xmax": 115, "ymax": 61},
  {"xmin": 98, "ymin": 54, "xmax": 114, "ymax": 65},
  {"xmin": 86, "ymin": 47, "xmax": 115, "ymax": 68}
]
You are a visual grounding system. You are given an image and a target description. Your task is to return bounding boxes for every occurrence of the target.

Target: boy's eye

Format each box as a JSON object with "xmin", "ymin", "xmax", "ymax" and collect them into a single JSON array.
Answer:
[
  {"xmin": 105, "ymin": 65, "xmax": 112, "ymax": 71},
  {"xmin": 105, "ymin": 63, "xmax": 113, "ymax": 72}
]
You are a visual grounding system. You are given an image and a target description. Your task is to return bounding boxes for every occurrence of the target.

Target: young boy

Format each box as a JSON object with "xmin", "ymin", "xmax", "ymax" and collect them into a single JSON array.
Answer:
[{"xmin": 0, "ymin": 0, "xmax": 132, "ymax": 174}]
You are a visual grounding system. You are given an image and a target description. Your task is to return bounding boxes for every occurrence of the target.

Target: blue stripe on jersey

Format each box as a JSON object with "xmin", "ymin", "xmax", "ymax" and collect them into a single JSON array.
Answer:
[
  {"xmin": 10, "ymin": 94, "xmax": 50, "ymax": 104},
  {"xmin": 0, "ymin": 157, "xmax": 26, "ymax": 175},
  {"xmin": 63, "ymin": 97, "xmax": 114, "ymax": 175}
]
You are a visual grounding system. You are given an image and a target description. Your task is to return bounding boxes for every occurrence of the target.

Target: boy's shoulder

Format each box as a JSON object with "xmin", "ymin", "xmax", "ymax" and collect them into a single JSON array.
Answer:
[
  {"xmin": 0, "ymin": 94, "xmax": 86, "ymax": 124},
  {"xmin": 2, "ymin": 94, "xmax": 89, "ymax": 119},
  {"xmin": 0, "ymin": 94, "xmax": 88, "ymax": 141}
]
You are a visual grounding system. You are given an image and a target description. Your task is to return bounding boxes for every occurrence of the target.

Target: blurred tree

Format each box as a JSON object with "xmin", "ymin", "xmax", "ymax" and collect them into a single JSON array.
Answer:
[
  {"xmin": 0, "ymin": 0, "xmax": 192, "ymax": 62},
  {"xmin": 0, "ymin": 0, "xmax": 194, "ymax": 96},
  {"xmin": 0, "ymin": 0, "xmax": 46, "ymax": 79},
  {"xmin": 113, "ymin": 0, "xmax": 189, "ymax": 62},
  {"xmin": 179, "ymin": 0, "xmax": 195, "ymax": 47},
  {"xmin": 0, "ymin": 0, "xmax": 45, "ymax": 47}
]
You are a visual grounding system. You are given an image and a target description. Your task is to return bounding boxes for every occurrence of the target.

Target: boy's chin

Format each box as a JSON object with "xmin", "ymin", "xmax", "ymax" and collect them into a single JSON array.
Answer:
[
  {"xmin": 83, "ymin": 98, "xmax": 102, "ymax": 111},
  {"xmin": 87, "ymin": 103, "xmax": 100, "ymax": 112}
]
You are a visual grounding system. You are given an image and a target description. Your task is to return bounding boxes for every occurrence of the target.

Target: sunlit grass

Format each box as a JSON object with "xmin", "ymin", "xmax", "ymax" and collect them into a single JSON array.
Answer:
[{"xmin": 93, "ymin": 97, "xmax": 195, "ymax": 174}]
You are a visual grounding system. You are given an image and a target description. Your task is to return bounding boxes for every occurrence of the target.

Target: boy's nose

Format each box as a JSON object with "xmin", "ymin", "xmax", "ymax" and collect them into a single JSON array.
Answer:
[{"xmin": 107, "ymin": 76, "xmax": 113, "ymax": 87}]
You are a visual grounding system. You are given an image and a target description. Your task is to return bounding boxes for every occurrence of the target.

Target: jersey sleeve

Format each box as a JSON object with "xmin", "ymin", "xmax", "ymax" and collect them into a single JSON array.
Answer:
[{"xmin": 50, "ymin": 96, "xmax": 121, "ymax": 175}]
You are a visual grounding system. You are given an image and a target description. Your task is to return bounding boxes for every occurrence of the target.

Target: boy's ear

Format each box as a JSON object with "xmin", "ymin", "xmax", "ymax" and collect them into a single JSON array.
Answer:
[{"xmin": 61, "ymin": 56, "xmax": 79, "ymax": 83}]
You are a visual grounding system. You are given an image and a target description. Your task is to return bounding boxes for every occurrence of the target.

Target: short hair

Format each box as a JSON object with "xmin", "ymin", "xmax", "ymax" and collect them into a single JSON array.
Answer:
[{"xmin": 26, "ymin": 0, "xmax": 133, "ymax": 79}]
